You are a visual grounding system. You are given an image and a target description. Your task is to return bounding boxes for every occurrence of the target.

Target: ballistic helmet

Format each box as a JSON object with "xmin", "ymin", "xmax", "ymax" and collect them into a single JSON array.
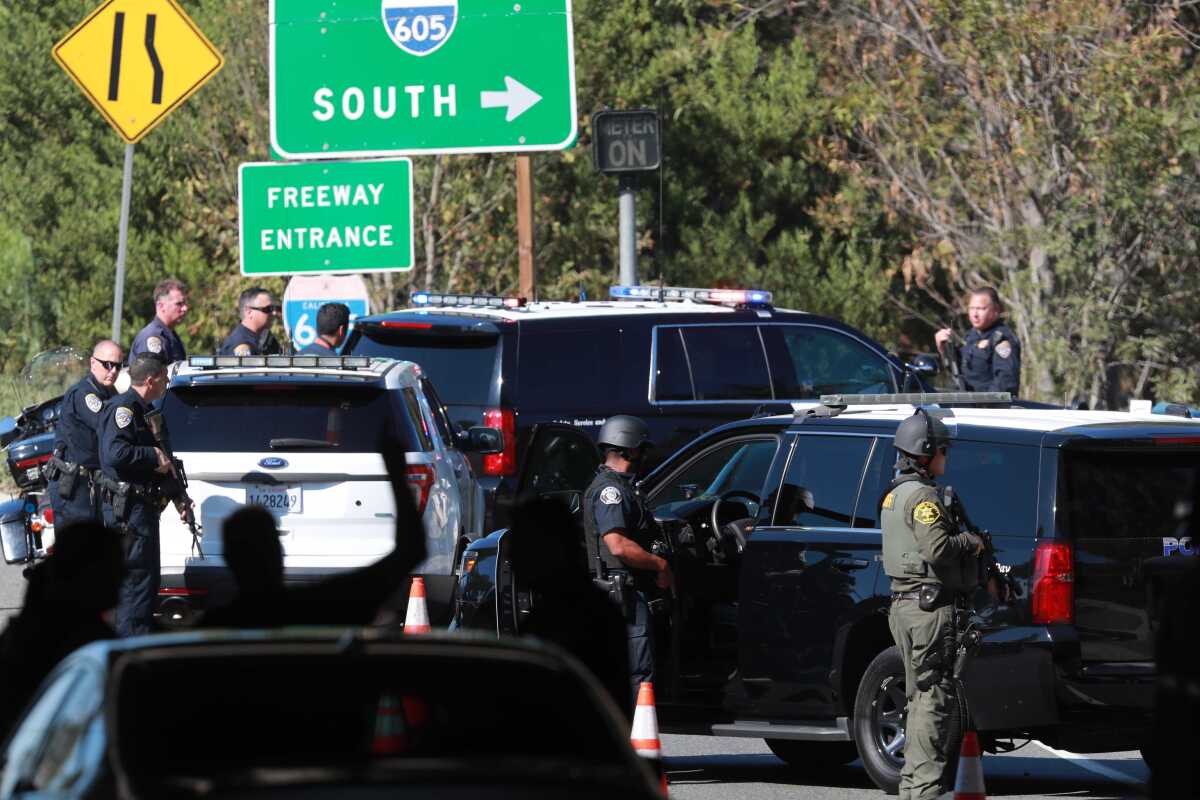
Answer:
[
  {"xmin": 893, "ymin": 409, "xmax": 951, "ymax": 457},
  {"xmin": 597, "ymin": 415, "xmax": 653, "ymax": 454}
]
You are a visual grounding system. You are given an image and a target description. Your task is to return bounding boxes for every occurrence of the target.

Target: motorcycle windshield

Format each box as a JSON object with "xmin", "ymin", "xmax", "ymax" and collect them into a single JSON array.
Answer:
[{"xmin": 15, "ymin": 348, "xmax": 87, "ymax": 412}]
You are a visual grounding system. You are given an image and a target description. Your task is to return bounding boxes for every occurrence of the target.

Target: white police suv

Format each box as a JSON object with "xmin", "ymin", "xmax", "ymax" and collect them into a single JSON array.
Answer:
[{"xmin": 156, "ymin": 355, "xmax": 500, "ymax": 626}]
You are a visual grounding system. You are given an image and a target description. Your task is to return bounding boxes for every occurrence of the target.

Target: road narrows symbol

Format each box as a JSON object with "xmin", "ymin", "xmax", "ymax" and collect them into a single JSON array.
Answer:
[
  {"xmin": 145, "ymin": 14, "xmax": 163, "ymax": 104},
  {"xmin": 107, "ymin": 12, "xmax": 124, "ymax": 101}
]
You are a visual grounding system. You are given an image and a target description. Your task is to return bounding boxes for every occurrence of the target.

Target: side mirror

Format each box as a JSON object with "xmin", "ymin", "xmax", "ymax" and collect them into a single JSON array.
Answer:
[
  {"xmin": 462, "ymin": 427, "xmax": 504, "ymax": 455},
  {"xmin": 906, "ymin": 354, "xmax": 940, "ymax": 376},
  {"xmin": 0, "ymin": 416, "xmax": 18, "ymax": 449}
]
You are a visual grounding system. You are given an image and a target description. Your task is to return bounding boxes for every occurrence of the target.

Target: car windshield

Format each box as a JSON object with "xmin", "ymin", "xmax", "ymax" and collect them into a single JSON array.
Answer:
[
  {"xmin": 162, "ymin": 385, "xmax": 418, "ymax": 453},
  {"xmin": 348, "ymin": 329, "xmax": 500, "ymax": 406}
]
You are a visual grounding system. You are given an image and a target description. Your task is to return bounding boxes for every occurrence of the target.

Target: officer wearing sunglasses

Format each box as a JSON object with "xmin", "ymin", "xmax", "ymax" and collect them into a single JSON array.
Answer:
[{"xmin": 219, "ymin": 287, "xmax": 281, "ymax": 357}]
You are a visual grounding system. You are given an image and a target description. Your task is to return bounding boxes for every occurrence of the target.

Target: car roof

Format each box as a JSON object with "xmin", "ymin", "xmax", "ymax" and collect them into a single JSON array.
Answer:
[
  {"xmin": 170, "ymin": 357, "xmax": 417, "ymax": 387},
  {"xmin": 361, "ymin": 299, "xmax": 833, "ymax": 325}
]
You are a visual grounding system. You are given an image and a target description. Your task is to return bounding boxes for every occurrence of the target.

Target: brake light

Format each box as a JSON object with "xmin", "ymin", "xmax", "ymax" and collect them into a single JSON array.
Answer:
[
  {"xmin": 157, "ymin": 587, "xmax": 209, "ymax": 597},
  {"xmin": 481, "ymin": 408, "xmax": 516, "ymax": 477},
  {"xmin": 42, "ymin": 508, "xmax": 53, "ymax": 526},
  {"xmin": 406, "ymin": 464, "xmax": 435, "ymax": 514},
  {"xmin": 14, "ymin": 454, "xmax": 51, "ymax": 469},
  {"xmin": 1153, "ymin": 436, "xmax": 1200, "ymax": 445},
  {"xmin": 380, "ymin": 321, "xmax": 434, "ymax": 329},
  {"xmin": 1032, "ymin": 541, "xmax": 1074, "ymax": 624}
]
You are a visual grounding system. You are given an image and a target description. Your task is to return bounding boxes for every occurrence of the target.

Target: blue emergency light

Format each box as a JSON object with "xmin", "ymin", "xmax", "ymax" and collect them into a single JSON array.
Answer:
[{"xmin": 609, "ymin": 285, "xmax": 773, "ymax": 306}]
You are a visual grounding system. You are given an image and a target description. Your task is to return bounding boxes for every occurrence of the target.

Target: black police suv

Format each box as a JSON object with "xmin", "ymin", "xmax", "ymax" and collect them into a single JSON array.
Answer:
[
  {"xmin": 344, "ymin": 285, "xmax": 933, "ymax": 533},
  {"xmin": 452, "ymin": 393, "xmax": 1198, "ymax": 792}
]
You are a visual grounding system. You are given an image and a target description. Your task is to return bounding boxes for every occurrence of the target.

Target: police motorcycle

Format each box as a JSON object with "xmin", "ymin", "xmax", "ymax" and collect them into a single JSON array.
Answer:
[{"xmin": 0, "ymin": 348, "xmax": 88, "ymax": 569}]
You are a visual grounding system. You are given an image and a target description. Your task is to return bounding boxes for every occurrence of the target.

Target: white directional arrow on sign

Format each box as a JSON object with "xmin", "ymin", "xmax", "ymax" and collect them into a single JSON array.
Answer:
[{"xmin": 480, "ymin": 76, "xmax": 543, "ymax": 122}]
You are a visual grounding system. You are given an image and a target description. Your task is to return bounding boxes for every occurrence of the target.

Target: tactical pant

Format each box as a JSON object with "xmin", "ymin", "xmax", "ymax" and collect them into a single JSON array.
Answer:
[
  {"xmin": 47, "ymin": 476, "xmax": 101, "ymax": 529},
  {"xmin": 626, "ymin": 591, "xmax": 656, "ymax": 713},
  {"xmin": 889, "ymin": 598, "xmax": 958, "ymax": 800},
  {"xmin": 103, "ymin": 500, "xmax": 161, "ymax": 637}
]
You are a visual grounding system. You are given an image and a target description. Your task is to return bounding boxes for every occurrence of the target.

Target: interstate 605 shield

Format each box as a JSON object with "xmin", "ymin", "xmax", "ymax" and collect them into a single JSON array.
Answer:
[{"xmin": 269, "ymin": 0, "xmax": 577, "ymax": 158}]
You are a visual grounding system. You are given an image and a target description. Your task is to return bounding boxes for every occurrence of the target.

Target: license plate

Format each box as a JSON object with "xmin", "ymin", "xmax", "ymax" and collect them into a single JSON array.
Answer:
[{"xmin": 246, "ymin": 484, "xmax": 303, "ymax": 514}]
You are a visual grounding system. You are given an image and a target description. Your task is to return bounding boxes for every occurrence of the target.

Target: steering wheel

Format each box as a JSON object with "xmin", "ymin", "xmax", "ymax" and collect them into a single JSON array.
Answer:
[{"xmin": 710, "ymin": 490, "xmax": 760, "ymax": 556}]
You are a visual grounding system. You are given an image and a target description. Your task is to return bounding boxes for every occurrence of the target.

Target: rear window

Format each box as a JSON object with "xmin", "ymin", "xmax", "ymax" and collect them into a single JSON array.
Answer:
[
  {"xmin": 162, "ymin": 385, "xmax": 418, "ymax": 453},
  {"xmin": 1062, "ymin": 448, "xmax": 1200, "ymax": 541},
  {"xmin": 348, "ymin": 329, "xmax": 500, "ymax": 406}
]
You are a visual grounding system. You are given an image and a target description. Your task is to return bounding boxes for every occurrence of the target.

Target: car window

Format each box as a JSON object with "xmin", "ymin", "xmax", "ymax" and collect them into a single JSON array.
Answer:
[
  {"xmin": 652, "ymin": 327, "xmax": 694, "ymax": 401},
  {"xmin": 347, "ymin": 329, "xmax": 501, "ymax": 406},
  {"xmin": 419, "ymin": 377, "xmax": 456, "ymax": 448},
  {"xmin": 162, "ymin": 385, "xmax": 419, "ymax": 453},
  {"xmin": 521, "ymin": 427, "xmax": 599, "ymax": 495},
  {"xmin": 0, "ymin": 667, "xmax": 84, "ymax": 796},
  {"xmin": 516, "ymin": 330, "xmax": 623, "ymax": 413},
  {"xmin": 854, "ymin": 437, "xmax": 896, "ymax": 528},
  {"xmin": 941, "ymin": 440, "xmax": 1040, "ymax": 536},
  {"xmin": 651, "ymin": 438, "xmax": 779, "ymax": 507},
  {"xmin": 677, "ymin": 327, "xmax": 772, "ymax": 401},
  {"xmin": 1061, "ymin": 449, "xmax": 1200, "ymax": 541},
  {"xmin": 30, "ymin": 667, "xmax": 104, "ymax": 792},
  {"xmin": 764, "ymin": 325, "xmax": 895, "ymax": 398},
  {"xmin": 402, "ymin": 388, "xmax": 434, "ymax": 452},
  {"xmin": 773, "ymin": 434, "xmax": 873, "ymax": 528}
]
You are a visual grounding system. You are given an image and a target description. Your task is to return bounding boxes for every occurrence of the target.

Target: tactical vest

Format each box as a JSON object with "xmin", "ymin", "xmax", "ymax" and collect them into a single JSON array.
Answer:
[{"xmin": 881, "ymin": 478, "xmax": 979, "ymax": 593}]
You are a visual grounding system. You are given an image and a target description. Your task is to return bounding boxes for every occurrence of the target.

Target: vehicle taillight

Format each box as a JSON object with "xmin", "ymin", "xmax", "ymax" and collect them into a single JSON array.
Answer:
[
  {"xmin": 406, "ymin": 464, "xmax": 435, "ymax": 515},
  {"xmin": 1032, "ymin": 541, "xmax": 1074, "ymax": 624},
  {"xmin": 481, "ymin": 408, "xmax": 516, "ymax": 477},
  {"xmin": 42, "ymin": 508, "xmax": 54, "ymax": 526},
  {"xmin": 14, "ymin": 454, "xmax": 51, "ymax": 469}
]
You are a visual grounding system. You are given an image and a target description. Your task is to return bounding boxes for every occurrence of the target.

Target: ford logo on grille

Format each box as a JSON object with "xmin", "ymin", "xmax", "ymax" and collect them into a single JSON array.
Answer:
[{"xmin": 258, "ymin": 457, "xmax": 288, "ymax": 470}]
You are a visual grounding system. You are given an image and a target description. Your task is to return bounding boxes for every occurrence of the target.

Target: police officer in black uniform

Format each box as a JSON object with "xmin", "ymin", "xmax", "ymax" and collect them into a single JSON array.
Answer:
[
  {"xmin": 128, "ymin": 279, "xmax": 189, "ymax": 365},
  {"xmin": 98, "ymin": 353, "xmax": 183, "ymax": 636},
  {"xmin": 219, "ymin": 287, "xmax": 281, "ymax": 356},
  {"xmin": 297, "ymin": 303, "xmax": 350, "ymax": 355},
  {"xmin": 583, "ymin": 415, "xmax": 673, "ymax": 710},
  {"xmin": 935, "ymin": 287, "xmax": 1020, "ymax": 396}
]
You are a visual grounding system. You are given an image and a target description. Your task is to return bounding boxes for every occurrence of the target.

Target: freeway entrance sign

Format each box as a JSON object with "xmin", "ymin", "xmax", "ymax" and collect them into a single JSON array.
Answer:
[
  {"xmin": 238, "ymin": 158, "xmax": 414, "ymax": 276},
  {"xmin": 269, "ymin": 0, "xmax": 577, "ymax": 158}
]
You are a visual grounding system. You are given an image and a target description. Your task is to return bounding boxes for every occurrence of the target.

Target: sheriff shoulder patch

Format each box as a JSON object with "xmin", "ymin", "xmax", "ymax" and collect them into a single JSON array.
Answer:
[
  {"xmin": 913, "ymin": 501, "xmax": 942, "ymax": 525},
  {"xmin": 115, "ymin": 407, "xmax": 133, "ymax": 429},
  {"xmin": 146, "ymin": 336, "xmax": 163, "ymax": 354},
  {"xmin": 234, "ymin": 343, "xmax": 253, "ymax": 356},
  {"xmin": 84, "ymin": 393, "xmax": 102, "ymax": 413},
  {"xmin": 995, "ymin": 340, "xmax": 1013, "ymax": 359},
  {"xmin": 881, "ymin": 492, "xmax": 895, "ymax": 510},
  {"xmin": 600, "ymin": 486, "xmax": 622, "ymax": 505}
]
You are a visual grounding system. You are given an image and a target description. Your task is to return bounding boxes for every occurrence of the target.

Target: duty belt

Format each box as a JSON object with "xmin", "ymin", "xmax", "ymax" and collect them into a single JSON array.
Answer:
[
  {"xmin": 49, "ymin": 455, "xmax": 98, "ymax": 482},
  {"xmin": 890, "ymin": 589, "xmax": 924, "ymax": 602},
  {"xmin": 96, "ymin": 475, "xmax": 158, "ymax": 499}
]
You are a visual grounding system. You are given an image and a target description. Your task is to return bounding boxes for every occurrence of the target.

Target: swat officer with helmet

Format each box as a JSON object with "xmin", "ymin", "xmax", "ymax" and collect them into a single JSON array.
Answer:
[
  {"xmin": 881, "ymin": 409, "xmax": 984, "ymax": 800},
  {"xmin": 584, "ymin": 415, "xmax": 673, "ymax": 711}
]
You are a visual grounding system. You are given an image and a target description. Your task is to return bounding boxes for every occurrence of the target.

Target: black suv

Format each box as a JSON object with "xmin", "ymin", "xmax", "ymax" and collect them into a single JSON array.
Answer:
[
  {"xmin": 452, "ymin": 393, "xmax": 1199, "ymax": 792},
  {"xmin": 343, "ymin": 286, "xmax": 933, "ymax": 532}
]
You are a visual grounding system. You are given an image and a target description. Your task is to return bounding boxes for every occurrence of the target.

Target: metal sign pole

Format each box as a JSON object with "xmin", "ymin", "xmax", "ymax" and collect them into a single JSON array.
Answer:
[
  {"xmin": 618, "ymin": 173, "xmax": 637, "ymax": 286},
  {"xmin": 112, "ymin": 142, "xmax": 134, "ymax": 343}
]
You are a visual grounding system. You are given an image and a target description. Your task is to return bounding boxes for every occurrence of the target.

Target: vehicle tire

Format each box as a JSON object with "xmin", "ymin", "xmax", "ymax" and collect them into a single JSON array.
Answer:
[
  {"xmin": 765, "ymin": 739, "xmax": 859, "ymax": 771},
  {"xmin": 853, "ymin": 646, "xmax": 906, "ymax": 795}
]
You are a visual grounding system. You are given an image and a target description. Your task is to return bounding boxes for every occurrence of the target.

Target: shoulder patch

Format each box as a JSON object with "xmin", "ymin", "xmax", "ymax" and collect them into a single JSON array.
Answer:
[
  {"xmin": 881, "ymin": 492, "xmax": 895, "ymax": 510},
  {"xmin": 600, "ymin": 486, "xmax": 622, "ymax": 505},
  {"xmin": 995, "ymin": 340, "xmax": 1013, "ymax": 359},
  {"xmin": 115, "ymin": 407, "xmax": 133, "ymax": 429},
  {"xmin": 234, "ymin": 343, "xmax": 253, "ymax": 356},
  {"xmin": 146, "ymin": 336, "xmax": 163, "ymax": 354},
  {"xmin": 85, "ymin": 393, "xmax": 102, "ymax": 413},
  {"xmin": 913, "ymin": 501, "xmax": 942, "ymax": 525},
  {"xmin": 976, "ymin": 338, "xmax": 990, "ymax": 349}
]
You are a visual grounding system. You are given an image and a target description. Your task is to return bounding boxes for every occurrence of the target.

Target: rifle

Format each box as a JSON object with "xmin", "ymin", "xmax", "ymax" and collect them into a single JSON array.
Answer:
[
  {"xmin": 943, "ymin": 486, "xmax": 1008, "ymax": 602},
  {"xmin": 144, "ymin": 408, "xmax": 203, "ymax": 557},
  {"xmin": 939, "ymin": 336, "xmax": 966, "ymax": 392}
]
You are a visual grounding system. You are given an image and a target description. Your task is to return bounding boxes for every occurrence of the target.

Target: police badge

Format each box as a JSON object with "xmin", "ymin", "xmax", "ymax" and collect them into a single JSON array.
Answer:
[
  {"xmin": 600, "ymin": 486, "xmax": 622, "ymax": 505},
  {"xmin": 115, "ymin": 407, "xmax": 133, "ymax": 429},
  {"xmin": 381, "ymin": 0, "xmax": 458, "ymax": 56},
  {"xmin": 147, "ymin": 336, "xmax": 163, "ymax": 354},
  {"xmin": 85, "ymin": 393, "xmax": 102, "ymax": 414}
]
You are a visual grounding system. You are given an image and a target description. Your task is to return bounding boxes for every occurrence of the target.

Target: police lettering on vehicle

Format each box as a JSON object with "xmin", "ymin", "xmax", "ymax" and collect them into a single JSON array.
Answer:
[{"xmin": 1163, "ymin": 536, "xmax": 1195, "ymax": 557}]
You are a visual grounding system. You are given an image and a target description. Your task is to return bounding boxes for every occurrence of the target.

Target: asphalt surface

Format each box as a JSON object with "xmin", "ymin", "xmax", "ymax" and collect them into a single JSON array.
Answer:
[{"xmin": 0, "ymin": 558, "xmax": 1151, "ymax": 799}]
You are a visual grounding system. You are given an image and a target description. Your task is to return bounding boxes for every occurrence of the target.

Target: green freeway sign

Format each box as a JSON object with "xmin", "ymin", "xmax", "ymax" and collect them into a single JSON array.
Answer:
[
  {"xmin": 238, "ymin": 158, "xmax": 414, "ymax": 276},
  {"xmin": 269, "ymin": 0, "xmax": 577, "ymax": 158}
]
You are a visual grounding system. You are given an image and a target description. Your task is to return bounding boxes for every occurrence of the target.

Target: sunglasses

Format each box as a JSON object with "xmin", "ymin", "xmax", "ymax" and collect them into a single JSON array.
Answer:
[
  {"xmin": 249, "ymin": 304, "xmax": 280, "ymax": 313},
  {"xmin": 92, "ymin": 357, "xmax": 121, "ymax": 371}
]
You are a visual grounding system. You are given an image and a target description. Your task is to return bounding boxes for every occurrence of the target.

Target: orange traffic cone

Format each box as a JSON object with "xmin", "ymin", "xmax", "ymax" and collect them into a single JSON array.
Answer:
[
  {"xmin": 952, "ymin": 730, "xmax": 986, "ymax": 800},
  {"xmin": 371, "ymin": 692, "xmax": 408, "ymax": 755},
  {"xmin": 403, "ymin": 576, "xmax": 431, "ymax": 634},
  {"xmin": 631, "ymin": 682, "xmax": 668, "ymax": 796}
]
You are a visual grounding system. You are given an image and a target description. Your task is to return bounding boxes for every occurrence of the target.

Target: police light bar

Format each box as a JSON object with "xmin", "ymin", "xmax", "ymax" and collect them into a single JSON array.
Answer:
[
  {"xmin": 411, "ymin": 291, "xmax": 526, "ymax": 309},
  {"xmin": 819, "ymin": 392, "xmax": 1012, "ymax": 407},
  {"xmin": 187, "ymin": 356, "xmax": 373, "ymax": 370},
  {"xmin": 609, "ymin": 285, "xmax": 773, "ymax": 306}
]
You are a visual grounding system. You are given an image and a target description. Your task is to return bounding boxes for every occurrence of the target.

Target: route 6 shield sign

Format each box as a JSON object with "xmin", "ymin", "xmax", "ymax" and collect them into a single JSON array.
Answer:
[{"xmin": 381, "ymin": 0, "xmax": 458, "ymax": 56}]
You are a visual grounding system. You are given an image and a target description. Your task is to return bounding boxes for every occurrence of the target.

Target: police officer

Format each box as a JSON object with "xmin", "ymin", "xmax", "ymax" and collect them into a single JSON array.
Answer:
[
  {"xmin": 297, "ymin": 303, "xmax": 350, "ymax": 355},
  {"xmin": 129, "ymin": 279, "xmax": 189, "ymax": 365},
  {"xmin": 46, "ymin": 340, "xmax": 123, "ymax": 527},
  {"xmin": 98, "ymin": 353, "xmax": 183, "ymax": 636},
  {"xmin": 219, "ymin": 287, "xmax": 280, "ymax": 356},
  {"xmin": 934, "ymin": 287, "xmax": 1020, "ymax": 396},
  {"xmin": 583, "ymin": 415, "xmax": 673, "ymax": 711},
  {"xmin": 881, "ymin": 410, "xmax": 984, "ymax": 800}
]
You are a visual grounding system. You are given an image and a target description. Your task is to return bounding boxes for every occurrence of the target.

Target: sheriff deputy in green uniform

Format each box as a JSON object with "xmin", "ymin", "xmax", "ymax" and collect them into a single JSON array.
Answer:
[{"xmin": 881, "ymin": 409, "xmax": 984, "ymax": 800}]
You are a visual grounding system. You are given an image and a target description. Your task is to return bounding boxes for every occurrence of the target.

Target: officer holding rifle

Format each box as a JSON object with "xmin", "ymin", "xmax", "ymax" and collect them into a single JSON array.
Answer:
[
  {"xmin": 583, "ymin": 415, "xmax": 673, "ymax": 712},
  {"xmin": 98, "ymin": 353, "xmax": 194, "ymax": 636}
]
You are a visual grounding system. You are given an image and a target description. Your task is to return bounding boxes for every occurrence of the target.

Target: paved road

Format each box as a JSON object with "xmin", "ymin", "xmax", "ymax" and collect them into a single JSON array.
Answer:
[
  {"xmin": 0, "ymin": 560, "xmax": 26, "ymax": 625},
  {"xmin": 663, "ymin": 733, "xmax": 1148, "ymax": 800}
]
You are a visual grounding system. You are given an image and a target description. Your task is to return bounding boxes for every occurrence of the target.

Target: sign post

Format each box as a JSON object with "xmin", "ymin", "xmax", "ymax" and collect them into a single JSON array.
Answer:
[
  {"xmin": 53, "ymin": 0, "xmax": 223, "ymax": 340},
  {"xmin": 269, "ymin": 0, "xmax": 577, "ymax": 158},
  {"xmin": 592, "ymin": 109, "xmax": 661, "ymax": 287},
  {"xmin": 238, "ymin": 159, "xmax": 415, "ymax": 276}
]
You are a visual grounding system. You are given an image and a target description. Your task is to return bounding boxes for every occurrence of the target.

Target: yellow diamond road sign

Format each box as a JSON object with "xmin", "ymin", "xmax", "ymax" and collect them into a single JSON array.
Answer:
[{"xmin": 53, "ymin": 0, "xmax": 223, "ymax": 144}]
